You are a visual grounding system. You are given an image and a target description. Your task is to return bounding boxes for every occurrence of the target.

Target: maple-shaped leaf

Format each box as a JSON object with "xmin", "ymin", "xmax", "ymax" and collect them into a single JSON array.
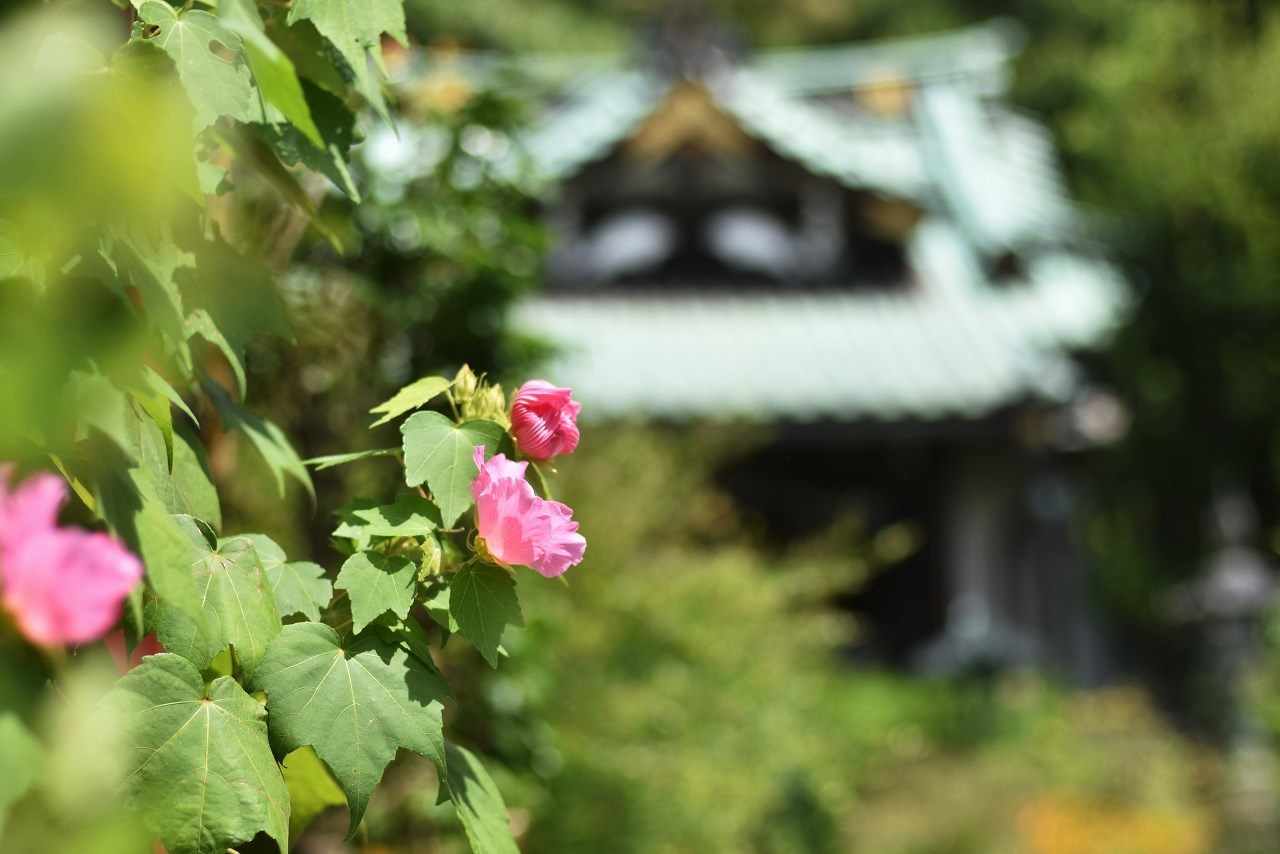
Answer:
[
  {"xmin": 249, "ymin": 623, "xmax": 449, "ymax": 838},
  {"xmin": 138, "ymin": 1, "xmax": 254, "ymax": 129},
  {"xmin": 147, "ymin": 518, "xmax": 282, "ymax": 678},
  {"xmin": 107, "ymin": 654, "xmax": 289, "ymax": 854},
  {"xmin": 286, "ymin": 0, "xmax": 407, "ymax": 122},
  {"xmin": 401, "ymin": 412, "xmax": 505, "ymax": 527}
]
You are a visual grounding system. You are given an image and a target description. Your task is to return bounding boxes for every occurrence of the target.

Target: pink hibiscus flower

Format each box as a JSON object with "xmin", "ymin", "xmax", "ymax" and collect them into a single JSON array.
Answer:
[
  {"xmin": 471, "ymin": 446, "xmax": 586, "ymax": 578},
  {"xmin": 0, "ymin": 467, "xmax": 143, "ymax": 647}
]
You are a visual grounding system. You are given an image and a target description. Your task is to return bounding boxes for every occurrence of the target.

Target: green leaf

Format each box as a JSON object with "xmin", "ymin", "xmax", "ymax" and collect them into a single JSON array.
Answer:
[
  {"xmin": 205, "ymin": 379, "xmax": 314, "ymax": 501},
  {"xmin": 304, "ymin": 447, "xmax": 398, "ymax": 470},
  {"xmin": 334, "ymin": 550, "xmax": 417, "ymax": 634},
  {"xmin": 138, "ymin": 1, "xmax": 255, "ymax": 130},
  {"xmin": 106, "ymin": 654, "xmax": 289, "ymax": 854},
  {"xmin": 244, "ymin": 532, "xmax": 332, "ymax": 622},
  {"xmin": 109, "ymin": 232, "xmax": 193, "ymax": 368},
  {"xmin": 370, "ymin": 376, "xmax": 452, "ymax": 428},
  {"xmin": 215, "ymin": 123, "xmax": 343, "ymax": 250},
  {"xmin": 448, "ymin": 563, "xmax": 523, "ymax": 668},
  {"xmin": 255, "ymin": 81, "xmax": 361, "ymax": 201},
  {"xmin": 132, "ymin": 387, "xmax": 174, "ymax": 471},
  {"xmin": 443, "ymin": 742, "xmax": 519, "ymax": 854},
  {"xmin": 333, "ymin": 494, "xmax": 440, "ymax": 538},
  {"xmin": 94, "ymin": 453, "xmax": 205, "ymax": 625},
  {"xmin": 217, "ymin": 0, "xmax": 324, "ymax": 148},
  {"xmin": 134, "ymin": 412, "xmax": 222, "ymax": 529},
  {"xmin": 0, "ymin": 712, "xmax": 43, "ymax": 839},
  {"xmin": 421, "ymin": 582, "xmax": 457, "ymax": 638},
  {"xmin": 372, "ymin": 612, "xmax": 441, "ymax": 670},
  {"xmin": 177, "ymin": 230, "xmax": 293, "ymax": 396},
  {"xmin": 286, "ymin": 0, "xmax": 407, "ymax": 123},
  {"xmin": 148, "ymin": 521, "xmax": 282, "ymax": 678},
  {"xmin": 266, "ymin": 17, "xmax": 348, "ymax": 97},
  {"xmin": 249, "ymin": 623, "xmax": 449, "ymax": 838},
  {"xmin": 401, "ymin": 413, "xmax": 505, "ymax": 527},
  {"xmin": 281, "ymin": 746, "xmax": 345, "ymax": 842},
  {"xmin": 140, "ymin": 365, "xmax": 199, "ymax": 427}
]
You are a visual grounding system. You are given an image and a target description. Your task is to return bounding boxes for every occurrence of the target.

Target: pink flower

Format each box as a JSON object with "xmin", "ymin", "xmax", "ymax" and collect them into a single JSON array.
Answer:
[
  {"xmin": 104, "ymin": 629, "xmax": 165, "ymax": 674},
  {"xmin": 0, "ymin": 468, "xmax": 144, "ymax": 647},
  {"xmin": 511, "ymin": 380, "xmax": 581, "ymax": 461},
  {"xmin": 471, "ymin": 446, "xmax": 586, "ymax": 577}
]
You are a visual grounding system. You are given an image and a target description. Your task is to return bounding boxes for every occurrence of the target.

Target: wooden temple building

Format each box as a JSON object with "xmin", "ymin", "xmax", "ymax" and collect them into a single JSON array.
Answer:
[{"xmin": 370, "ymin": 20, "xmax": 1130, "ymax": 683}]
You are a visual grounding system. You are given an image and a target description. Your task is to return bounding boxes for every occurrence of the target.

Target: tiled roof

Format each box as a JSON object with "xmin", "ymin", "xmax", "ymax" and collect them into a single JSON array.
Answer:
[{"xmin": 513, "ymin": 223, "xmax": 1127, "ymax": 422}]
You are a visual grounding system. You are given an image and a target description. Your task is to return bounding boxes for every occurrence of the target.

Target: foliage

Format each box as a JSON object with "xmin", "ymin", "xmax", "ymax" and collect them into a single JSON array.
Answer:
[
  {"xmin": 506, "ymin": 429, "xmax": 1218, "ymax": 853},
  {"xmin": 0, "ymin": 2, "xmax": 551, "ymax": 851}
]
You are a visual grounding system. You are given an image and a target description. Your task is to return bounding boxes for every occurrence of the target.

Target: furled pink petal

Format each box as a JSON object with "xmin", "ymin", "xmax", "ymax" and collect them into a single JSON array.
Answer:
[
  {"xmin": 472, "ymin": 446, "xmax": 585, "ymax": 576},
  {"xmin": 511, "ymin": 380, "xmax": 581, "ymax": 461}
]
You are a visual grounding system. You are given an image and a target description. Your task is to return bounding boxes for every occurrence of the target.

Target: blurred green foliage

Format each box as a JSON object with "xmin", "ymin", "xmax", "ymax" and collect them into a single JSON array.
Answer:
[{"xmin": 509, "ymin": 429, "xmax": 1218, "ymax": 852}]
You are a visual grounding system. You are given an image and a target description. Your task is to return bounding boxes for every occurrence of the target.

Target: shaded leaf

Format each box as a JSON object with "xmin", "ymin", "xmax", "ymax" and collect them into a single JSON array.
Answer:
[
  {"xmin": 217, "ymin": 0, "xmax": 324, "ymax": 147},
  {"xmin": 281, "ymin": 746, "xmax": 345, "ymax": 842},
  {"xmin": 448, "ymin": 563, "xmax": 523, "ymax": 668},
  {"xmin": 256, "ymin": 81, "xmax": 361, "ymax": 201},
  {"xmin": 370, "ymin": 376, "xmax": 451, "ymax": 428},
  {"xmin": 401, "ymin": 413, "xmax": 505, "ymax": 527},
  {"xmin": 134, "ymin": 413, "xmax": 221, "ymax": 529},
  {"xmin": 333, "ymin": 494, "xmax": 440, "ymax": 538},
  {"xmin": 106, "ymin": 654, "xmax": 288, "ymax": 854},
  {"xmin": 304, "ymin": 447, "xmax": 398, "ymax": 470},
  {"xmin": 205, "ymin": 379, "xmax": 314, "ymax": 500},
  {"xmin": 335, "ymin": 550, "xmax": 417, "ymax": 634},
  {"xmin": 286, "ymin": 0, "xmax": 407, "ymax": 122},
  {"xmin": 249, "ymin": 623, "xmax": 449, "ymax": 838},
  {"xmin": 443, "ymin": 742, "xmax": 519, "ymax": 854}
]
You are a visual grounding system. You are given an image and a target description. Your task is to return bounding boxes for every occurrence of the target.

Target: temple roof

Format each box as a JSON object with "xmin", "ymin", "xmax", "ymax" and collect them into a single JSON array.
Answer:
[{"xmin": 375, "ymin": 22, "xmax": 1128, "ymax": 424}]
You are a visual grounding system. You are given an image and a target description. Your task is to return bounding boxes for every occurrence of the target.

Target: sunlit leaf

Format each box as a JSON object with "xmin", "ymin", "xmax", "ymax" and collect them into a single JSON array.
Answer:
[
  {"xmin": 335, "ymin": 550, "xmax": 417, "ymax": 634},
  {"xmin": 107, "ymin": 654, "xmax": 289, "ymax": 854},
  {"xmin": 249, "ymin": 623, "xmax": 449, "ymax": 838},
  {"xmin": 401, "ymin": 412, "xmax": 505, "ymax": 526}
]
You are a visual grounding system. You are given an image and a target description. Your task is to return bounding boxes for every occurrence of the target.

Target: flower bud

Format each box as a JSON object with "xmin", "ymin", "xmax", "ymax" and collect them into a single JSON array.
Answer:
[{"xmin": 511, "ymin": 380, "xmax": 581, "ymax": 461}]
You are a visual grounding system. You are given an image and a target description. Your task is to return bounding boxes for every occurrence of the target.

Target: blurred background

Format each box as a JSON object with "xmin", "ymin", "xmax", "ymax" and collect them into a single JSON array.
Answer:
[{"xmin": 10, "ymin": 0, "xmax": 1280, "ymax": 851}]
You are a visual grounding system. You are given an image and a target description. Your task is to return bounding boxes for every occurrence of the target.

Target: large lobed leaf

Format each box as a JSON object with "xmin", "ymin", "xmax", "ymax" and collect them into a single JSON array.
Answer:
[
  {"xmin": 401, "ymin": 412, "xmax": 505, "ymax": 527},
  {"xmin": 287, "ymin": 0, "xmax": 407, "ymax": 122},
  {"xmin": 249, "ymin": 623, "xmax": 449, "ymax": 838},
  {"xmin": 107, "ymin": 654, "xmax": 289, "ymax": 854},
  {"xmin": 138, "ymin": 1, "xmax": 255, "ymax": 130},
  {"xmin": 147, "ymin": 518, "xmax": 282, "ymax": 678}
]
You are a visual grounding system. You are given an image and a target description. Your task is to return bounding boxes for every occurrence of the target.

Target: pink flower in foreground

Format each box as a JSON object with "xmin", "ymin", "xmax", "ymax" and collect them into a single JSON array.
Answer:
[
  {"xmin": 0, "ymin": 468, "xmax": 143, "ymax": 646},
  {"xmin": 472, "ymin": 446, "xmax": 586, "ymax": 578},
  {"xmin": 511, "ymin": 380, "xmax": 581, "ymax": 461}
]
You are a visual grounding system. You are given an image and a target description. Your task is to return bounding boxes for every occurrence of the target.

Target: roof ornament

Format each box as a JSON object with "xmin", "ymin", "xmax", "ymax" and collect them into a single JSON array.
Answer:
[{"xmin": 640, "ymin": 2, "xmax": 743, "ymax": 79}]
